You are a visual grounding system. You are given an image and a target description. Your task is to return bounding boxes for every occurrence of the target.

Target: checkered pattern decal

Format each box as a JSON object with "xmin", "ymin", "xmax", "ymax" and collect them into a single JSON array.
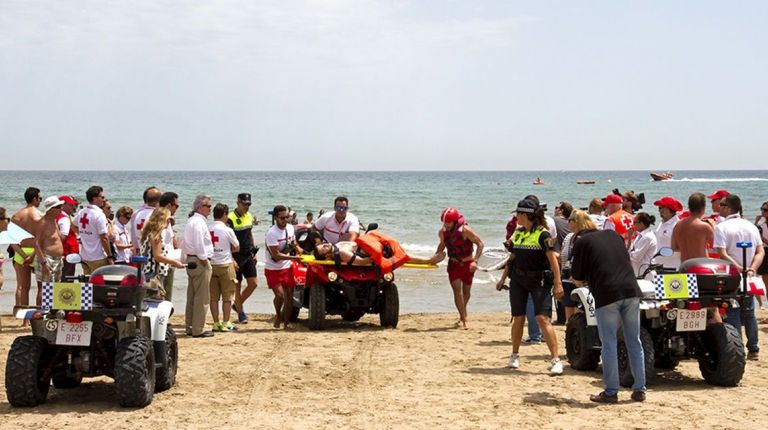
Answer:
[
  {"xmin": 81, "ymin": 283, "xmax": 93, "ymax": 310},
  {"xmin": 42, "ymin": 282, "xmax": 54, "ymax": 309},
  {"xmin": 654, "ymin": 274, "xmax": 699, "ymax": 299},
  {"xmin": 41, "ymin": 282, "xmax": 93, "ymax": 310}
]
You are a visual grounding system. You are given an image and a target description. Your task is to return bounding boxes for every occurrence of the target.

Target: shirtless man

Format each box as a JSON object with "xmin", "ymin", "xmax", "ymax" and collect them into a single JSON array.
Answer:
[
  {"xmin": 313, "ymin": 241, "xmax": 444, "ymax": 266},
  {"xmin": 672, "ymin": 193, "xmax": 714, "ymax": 262},
  {"xmin": 35, "ymin": 197, "xmax": 66, "ymax": 287},
  {"xmin": 11, "ymin": 187, "xmax": 43, "ymax": 309}
]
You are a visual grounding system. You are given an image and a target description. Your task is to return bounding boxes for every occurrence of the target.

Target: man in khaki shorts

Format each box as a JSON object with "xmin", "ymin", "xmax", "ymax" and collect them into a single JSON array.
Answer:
[{"xmin": 209, "ymin": 203, "xmax": 240, "ymax": 332}]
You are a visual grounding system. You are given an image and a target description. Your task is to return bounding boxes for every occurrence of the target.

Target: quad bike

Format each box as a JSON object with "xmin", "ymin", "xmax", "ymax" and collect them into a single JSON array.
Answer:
[
  {"xmin": 291, "ymin": 223, "xmax": 400, "ymax": 330},
  {"xmin": 566, "ymin": 246, "xmax": 748, "ymax": 387},
  {"xmin": 5, "ymin": 255, "xmax": 190, "ymax": 407}
]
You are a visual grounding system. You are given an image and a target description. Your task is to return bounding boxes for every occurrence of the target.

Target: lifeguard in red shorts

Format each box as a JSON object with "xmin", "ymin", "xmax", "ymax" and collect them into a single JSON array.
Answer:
[{"xmin": 435, "ymin": 208, "xmax": 484, "ymax": 329}]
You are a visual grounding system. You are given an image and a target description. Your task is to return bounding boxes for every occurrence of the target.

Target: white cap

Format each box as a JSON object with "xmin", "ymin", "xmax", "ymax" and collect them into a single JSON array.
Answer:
[{"xmin": 43, "ymin": 196, "xmax": 65, "ymax": 212}]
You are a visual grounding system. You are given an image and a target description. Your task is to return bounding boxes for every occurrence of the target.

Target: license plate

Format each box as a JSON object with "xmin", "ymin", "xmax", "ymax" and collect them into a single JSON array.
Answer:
[
  {"xmin": 55, "ymin": 321, "xmax": 93, "ymax": 346},
  {"xmin": 676, "ymin": 309, "xmax": 707, "ymax": 332}
]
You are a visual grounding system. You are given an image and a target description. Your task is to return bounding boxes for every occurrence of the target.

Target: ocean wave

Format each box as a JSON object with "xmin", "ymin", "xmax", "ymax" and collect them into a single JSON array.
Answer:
[
  {"xmin": 401, "ymin": 243, "xmax": 439, "ymax": 254},
  {"xmin": 662, "ymin": 178, "xmax": 768, "ymax": 183}
]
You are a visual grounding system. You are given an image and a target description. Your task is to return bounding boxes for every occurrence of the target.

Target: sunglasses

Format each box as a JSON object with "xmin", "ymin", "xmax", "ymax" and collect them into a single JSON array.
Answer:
[
  {"xmin": 335, "ymin": 205, "xmax": 348, "ymax": 212},
  {"xmin": 202, "ymin": 204, "xmax": 212, "ymax": 208},
  {"xmin": 0, "ymin": 217, "xmax": 9, "ymax": 222},
  {"xmin": 278, "ymin": 215, "xmax": 291, "ymax": 220}
]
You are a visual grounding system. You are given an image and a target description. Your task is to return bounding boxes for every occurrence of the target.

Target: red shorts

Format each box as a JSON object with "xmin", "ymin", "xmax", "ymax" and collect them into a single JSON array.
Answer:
[
  {"xmin": 447, "ymin": 261, "xmax": 475, "ymax": 285},
  {"xmin": 265, "ymin": 268, "xmax": 296, "ymax": 289}
]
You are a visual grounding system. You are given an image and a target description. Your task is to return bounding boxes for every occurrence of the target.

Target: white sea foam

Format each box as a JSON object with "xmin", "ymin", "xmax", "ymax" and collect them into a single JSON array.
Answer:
[
  {"xmin": 662, "ymin": 178, "xmax": 768, "ymax": 183},
  {"xmin": 401, "ymin": 243, "xmax": 439, "ymax": 254}
]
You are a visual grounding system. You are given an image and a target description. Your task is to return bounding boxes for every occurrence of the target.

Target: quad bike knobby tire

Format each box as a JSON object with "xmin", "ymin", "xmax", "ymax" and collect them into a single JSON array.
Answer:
[
  {"xmin": 565, "ymin": 313, "xmax": 600, "ymax": 371},
  {"xmin": 308, "ymin": 285, "xmax": 326, "ymax": 330},
  {"xmin": 155, "ymin": 327, "xmax": 178, "ymax": 392},
  {"xmin": 379, "ymin": 283, "xmax": 399, "ymax": 328},
  {"xmin": 5, "ymin": 336, "xmax": 51, "ymax": 407},
  {"xmin": 115, "ymin": 336, "xmax": 156, "ymax": 407},
  {"xmin": 618, "ymin": 327, "xmax": 656, "ymax": 388},
  {"xmin": 698, "ymin": 323, "xmax": 745, "ymax": 386}
]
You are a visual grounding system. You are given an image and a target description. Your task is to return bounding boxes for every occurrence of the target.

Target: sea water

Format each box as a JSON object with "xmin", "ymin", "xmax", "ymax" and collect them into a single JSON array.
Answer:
[{"xmin": 1, "ymin": 170, "xmax": 766, "ymax": 314}]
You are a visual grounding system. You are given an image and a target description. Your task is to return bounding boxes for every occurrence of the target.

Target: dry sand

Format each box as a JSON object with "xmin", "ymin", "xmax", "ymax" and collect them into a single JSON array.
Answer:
[{"xmin": 1, "ymin": 311, "xmax": 767, "ymax": 430}]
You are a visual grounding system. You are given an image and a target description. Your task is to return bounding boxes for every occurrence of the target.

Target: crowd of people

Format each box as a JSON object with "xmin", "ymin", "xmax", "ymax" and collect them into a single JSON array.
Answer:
[{"xmin": 1, "ymin": 185, "xmax": 767, "ymax": 403}]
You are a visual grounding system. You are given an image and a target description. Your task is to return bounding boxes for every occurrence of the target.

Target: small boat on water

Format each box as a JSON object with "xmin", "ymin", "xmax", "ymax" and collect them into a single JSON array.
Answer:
[
  {"xmin": 576, "ymin": 180, "xmax": 595, "ymax": 185},
  {"xmin": 650, "ymin": 172, "xmax": 674, "ymax": 181},
  {"xmin": 533, "ymin": 177, "xmax": 544, "ymax": 185}
]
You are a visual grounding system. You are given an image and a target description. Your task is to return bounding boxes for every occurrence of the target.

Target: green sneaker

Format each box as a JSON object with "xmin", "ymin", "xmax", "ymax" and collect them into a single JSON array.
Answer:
[
  {"xmin": 212, "ymin": 322, "xmax": 224, "ymax": 332},
  {"xmin": 224, "ymin": 321, "xmax": 238, "ymax": 331}
]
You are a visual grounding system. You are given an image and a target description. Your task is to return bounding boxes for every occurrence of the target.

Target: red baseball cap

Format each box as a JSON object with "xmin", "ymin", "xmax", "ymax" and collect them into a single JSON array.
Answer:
[
  {"xmin": 601, "ymin": 194, "xmax": 623, "ymax": 206},
  {"xmin": 707, "ymin": 190, "xmax": 730, "ymax": 201},
  {"xmin": 59, "ymin": 195, "xmax": 78, "ymax": 206},
  {"xmin": 653, "ymin": 196, "xmax": 683, "ymax": 212}
]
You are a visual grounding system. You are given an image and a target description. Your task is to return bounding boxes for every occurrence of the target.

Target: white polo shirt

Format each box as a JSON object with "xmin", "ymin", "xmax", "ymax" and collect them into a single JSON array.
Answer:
[
  {"xmin": 714, "ymin": 214, "xmax": 762, "ymax": 267},
  {"xmin": 182, "ymin": 212, "xmax": 214, "ymax": 260},
  {"xmin": 130, "ymin": 204, "xmax": 156, "ymax": 251},
  {"xmin": 654, "ymin": 216, "xmax": 680, "ymax": 269},
  {"xmin": 630, "ymin": 227, "xmax": 658, "ymax": 278},
  {"xmin": 114, "ymin": 221, "xmax": 132, "ymax": 263},
  {"xmin": 314, "ymin": 212, "xmax": 360, "ymax": 245},
  {"xmin": 265, "ymin": 224, "xmax": 295, "ymax": 271},
  {"xmin": 210, "ymin": 221, "xmax": 239, "ymax": 265},
  {"xmin": 75, "ymin": 204, "xmax": 109, "ymax": 261}
]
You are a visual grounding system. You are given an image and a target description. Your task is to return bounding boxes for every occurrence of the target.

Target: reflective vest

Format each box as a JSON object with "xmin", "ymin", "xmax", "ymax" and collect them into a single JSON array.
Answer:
[
  {"xmin": 608, "ymin": 210, "xmax": 634, "ymax": 244},
  {"xmin": 228, "ymin": 210, "xmax": 255, "ymax": 252},
  {"xmin": 355, "ymin": 231, "xmax": 410, "ymax": 274},
  {"xmin": 444, "ymin": 219, "xmax": 473, "ymax": 263},
  {"xmin": 510, "ymin": 226, "xmax": 546, "ymax": 250}
]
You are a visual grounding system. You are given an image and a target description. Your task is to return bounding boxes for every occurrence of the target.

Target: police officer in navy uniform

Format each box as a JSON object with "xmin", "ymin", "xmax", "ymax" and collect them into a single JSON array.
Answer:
[
  {"xmin": 228, "ymin": 193, "xmax": 260, "ymax": 323},
  {"xmin": 496, "ymin": 198, "xmax": 564, "ymax": 375}
]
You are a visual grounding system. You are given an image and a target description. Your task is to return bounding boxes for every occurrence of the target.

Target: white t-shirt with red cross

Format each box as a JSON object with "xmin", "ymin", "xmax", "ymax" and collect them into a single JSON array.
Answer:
[
  {"xmin": 75, "ymin": 204, "xmax": 109, "ymax": 261},
  {"xmin": 265, "ymin": 224, "xmax": 295, "ymax": 271},
  {"xmin": 130, "ymin": 205, "xmax": 156, "ymax": 251},
  {"xmin": 210, "ymin": 221, "xmax": 239, "ymax": 265}
]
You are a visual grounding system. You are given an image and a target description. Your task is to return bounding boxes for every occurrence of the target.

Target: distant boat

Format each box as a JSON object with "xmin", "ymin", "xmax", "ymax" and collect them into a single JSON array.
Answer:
[
  {"xmin": 533, "ymin": 177, "xmax": 544, "ymax": 185},
  {"xmin": 576, "ymin": 180, "xmax": 595, "ymax": 185},
  {"xmin": 650, "ymin": 172, "xmax": 674, "ymax": 181}
]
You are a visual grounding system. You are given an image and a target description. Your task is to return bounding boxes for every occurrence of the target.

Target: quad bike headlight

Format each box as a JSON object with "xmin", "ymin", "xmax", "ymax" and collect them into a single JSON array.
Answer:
[
  {"xmin": 328, "ymin": 271, "xmax": 338, "ymax": 282},
  {"xmin": 383, "ymin": 272, "xmax": 394, "ymax": 282}
]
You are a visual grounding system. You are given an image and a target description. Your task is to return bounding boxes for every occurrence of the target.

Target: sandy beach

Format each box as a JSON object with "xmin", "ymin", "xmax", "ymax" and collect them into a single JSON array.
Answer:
[{"xmin": 1, "ymin": 310, "xmax": 767, "ymax": 430}]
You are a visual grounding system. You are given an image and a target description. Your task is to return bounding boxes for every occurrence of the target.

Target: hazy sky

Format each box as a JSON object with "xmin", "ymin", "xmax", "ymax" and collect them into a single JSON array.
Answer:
[{"xmin": 1, "ymin": 1, "xmax": 766, "ymax": 170}]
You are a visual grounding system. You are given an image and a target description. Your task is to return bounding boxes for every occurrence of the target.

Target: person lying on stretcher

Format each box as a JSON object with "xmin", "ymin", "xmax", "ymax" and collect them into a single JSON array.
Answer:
[{"xmin": 312, "ymin": 240, "xmax": 445, "ymax": 267}]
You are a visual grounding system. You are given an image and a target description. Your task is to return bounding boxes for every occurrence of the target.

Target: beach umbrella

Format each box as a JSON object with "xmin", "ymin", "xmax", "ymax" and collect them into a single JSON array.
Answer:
[{"xmin": 0, "ymin": 222, "xmax": 34, "ymax": 245}]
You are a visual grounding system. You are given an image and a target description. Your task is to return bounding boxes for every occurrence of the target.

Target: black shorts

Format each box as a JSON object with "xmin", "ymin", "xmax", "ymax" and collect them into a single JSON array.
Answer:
[
  {"xmin": 509, "ymin": 273, "xmax": 553, "ymax": 317},
  {"xmin": 561, "ymin": 280, "xmax": 576, "ymax": 307},
  {"xmin": 233, "ymin": 253, "xmax": 258, "ymax": 282},
  {"xmin": 758, "ymin": 247, "xmax": 768, "ymax": 275}
]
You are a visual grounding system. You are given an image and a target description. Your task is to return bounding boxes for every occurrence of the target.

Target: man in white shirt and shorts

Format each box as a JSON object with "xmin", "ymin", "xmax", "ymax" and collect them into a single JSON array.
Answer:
[
  {"xmin": 265, "ymin": 205, "xmax": 302, "ymax": 329},
  {"xmin": 209, "ymin": 203, "xmax": 240, "ymax": 332}
]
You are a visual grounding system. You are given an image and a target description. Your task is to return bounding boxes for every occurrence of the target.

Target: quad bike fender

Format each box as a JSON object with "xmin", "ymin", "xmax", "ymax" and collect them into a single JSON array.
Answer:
[
  {"xmin": 571, "ymin": 287, "xmax": 598, "ymax": 326},
  {"xmin": 15, "ymin": 308, "xmax": 41, "ymax": 320},
  {"xmin": 142, "ymin": 300, "xmax": 174, "ymax": 342}
]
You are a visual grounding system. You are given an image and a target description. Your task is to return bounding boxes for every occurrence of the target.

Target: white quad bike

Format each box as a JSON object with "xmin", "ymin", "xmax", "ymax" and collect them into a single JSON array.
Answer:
[
  {"xmin": 566, "ymin": 247, "xmax": 748, "ymax": 387},
  {"xmin": 5, "ymin": 255, "xmax": 188, "ymax": 407}
]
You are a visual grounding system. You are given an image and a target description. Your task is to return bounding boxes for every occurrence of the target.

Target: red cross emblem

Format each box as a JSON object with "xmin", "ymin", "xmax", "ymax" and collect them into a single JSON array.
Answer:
[
  {"xmin": 210, "ymin": 231, "xmax": 219, "ymax": 244},
  {"xmin": 79, "ymin": 213, "xmax": 89, "ymax": 230},
  {"xmin": 621, "ymin": 214, "xmax": 633, "ymax": 230},
  {"xmin": 137, "ymin": 218, "xmax": 146, "ymax": 230}
]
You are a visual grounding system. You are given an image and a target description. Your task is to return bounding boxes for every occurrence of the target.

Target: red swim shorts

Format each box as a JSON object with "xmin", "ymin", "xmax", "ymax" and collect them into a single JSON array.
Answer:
[
  {"xmin": 447, "ymin": 261, "xmax": 475, "ymax": 285},
  {"xmin": 265, "ymin": 268, "xmax": 296, "ymax": 289}
]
